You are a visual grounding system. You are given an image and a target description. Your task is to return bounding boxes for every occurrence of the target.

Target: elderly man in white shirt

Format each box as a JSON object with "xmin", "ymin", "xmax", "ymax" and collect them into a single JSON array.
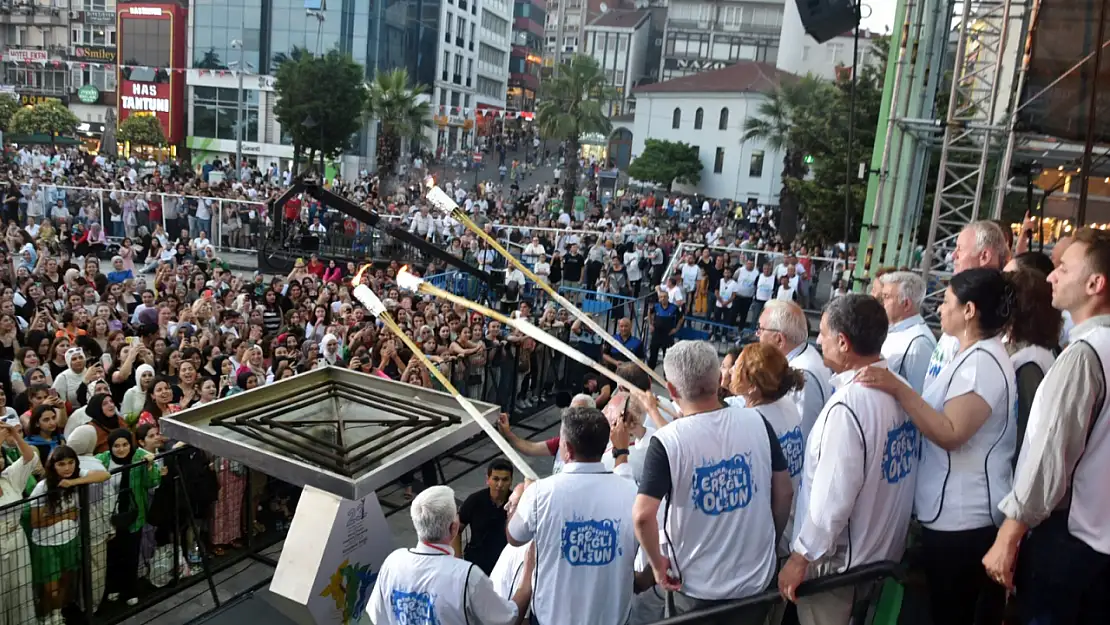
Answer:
[
  {"xmin": 367, "ymin": 486, "xmax": 530, "ymax": 625},
  {"xmin": 756, "ymin": 301, "xmax": 832, "ymax": 439},
  {"xmin": 877, "ymin": 271, "xmax": 937, "ymax": 394},
  {"xmin": 778, "ymin": 294, "xmax": 916, "ymax": 625},
  {"xmin": 923, "ymin": 220, "xmax": 1009, "ymax": 388}
]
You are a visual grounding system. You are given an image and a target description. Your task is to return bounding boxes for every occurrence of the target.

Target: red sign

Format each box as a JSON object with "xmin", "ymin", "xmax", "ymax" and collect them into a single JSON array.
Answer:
[
  {"xmin": 119, "ymin": 80, "xmax": 173, "ymax": 140},
  {"xmin": 473, "ymin": 152, "xmax": 483, "ymax": 163}
]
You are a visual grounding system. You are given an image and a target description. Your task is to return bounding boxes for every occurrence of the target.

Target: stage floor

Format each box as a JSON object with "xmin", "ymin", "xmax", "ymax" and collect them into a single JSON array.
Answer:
[{"xmin": 192, "ymin": 592, "xmax": 298, "ymax": 625}]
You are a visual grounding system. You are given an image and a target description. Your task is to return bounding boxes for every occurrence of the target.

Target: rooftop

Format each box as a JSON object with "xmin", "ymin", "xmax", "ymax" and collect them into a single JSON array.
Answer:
[
  {"xmin": 586, "ymin": 9, "xmax": 649, "ymax": 29},
  {"xmin": 633, "ymin": 61, "xmax": 797, "ymax": 95}
]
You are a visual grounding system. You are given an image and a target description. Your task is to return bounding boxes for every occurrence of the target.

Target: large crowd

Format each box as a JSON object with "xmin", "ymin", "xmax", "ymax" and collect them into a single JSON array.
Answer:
[{"xmin": 5, "ymin": 143, "xmax": 1098, "ymax": 625}]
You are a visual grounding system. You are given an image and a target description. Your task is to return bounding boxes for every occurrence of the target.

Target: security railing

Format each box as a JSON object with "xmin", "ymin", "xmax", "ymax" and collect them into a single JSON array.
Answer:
[{"xmin": 0, "ymin": 445, "xmax": 290, "ymax": 625}]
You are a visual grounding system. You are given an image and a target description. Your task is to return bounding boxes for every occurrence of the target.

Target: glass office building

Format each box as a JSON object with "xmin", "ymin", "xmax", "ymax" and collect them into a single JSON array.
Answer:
[{"xmin": 186, "ymin": 0, "xmax": 440, "ymax": 171}]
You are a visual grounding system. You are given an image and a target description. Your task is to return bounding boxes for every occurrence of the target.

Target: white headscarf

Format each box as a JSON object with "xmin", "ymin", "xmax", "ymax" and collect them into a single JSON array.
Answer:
[{"xmin": 320, "ymin": 334, "xmax": 340, "ymax": 366}]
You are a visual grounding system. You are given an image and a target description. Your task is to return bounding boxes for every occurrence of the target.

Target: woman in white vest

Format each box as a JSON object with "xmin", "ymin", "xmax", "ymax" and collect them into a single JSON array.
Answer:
[
  {"xmin": 367, "ymin": 485, "xmax": 530, "ymax": 625},
  {"xmin": 727, "ymin": 343, "xmax": 805, "ymax": 556},
  {"xmin": 0, "ymin": 422, "xmax": 37, "ymax": 625},
  {"xmin": 1001, "ymin": 267, "xmax": 1061, "ymax": 455},
  {"xmin": 857, "ymin": 268, "xmax": 1018, "ymax": 625},
  {"xmin": 633, "ymin": 341, "xmax": 793, "ymax": 625}
]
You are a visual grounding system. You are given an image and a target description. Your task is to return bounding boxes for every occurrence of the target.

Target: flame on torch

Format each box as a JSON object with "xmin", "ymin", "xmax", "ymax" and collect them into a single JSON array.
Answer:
[{"xmin": 352, "ymin": 263, "xmax": 373, "ymax": 288}]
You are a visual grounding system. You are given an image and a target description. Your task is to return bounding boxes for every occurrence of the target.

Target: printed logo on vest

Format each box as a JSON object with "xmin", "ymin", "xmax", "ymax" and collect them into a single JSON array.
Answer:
[
  {"xmin": 779, "ymin": 427, "xmax": 805, "ymax": 478},
  {"xmin": 691, "ymin": 454, "xmax": 753, "ymax": 515},
  {"xmin": 881, "ymin": 421, "xmax": 917, "ymax": 484},
  {"xmin": 560, "ymin": 517, "xmax": 621, "ymax": 566},
  {"xmin": 390, "ymin": 589, "xmax": 439, "ymax": 625}
]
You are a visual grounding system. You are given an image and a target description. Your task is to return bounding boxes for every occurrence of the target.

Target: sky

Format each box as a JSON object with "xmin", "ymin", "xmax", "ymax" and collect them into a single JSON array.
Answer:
[{"xmin": 862, "ymin": 1, "xmax": 898, "ymax": 34}]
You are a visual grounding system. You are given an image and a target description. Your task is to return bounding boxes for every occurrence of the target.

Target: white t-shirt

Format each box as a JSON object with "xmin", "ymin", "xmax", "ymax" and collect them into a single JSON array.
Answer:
[{"xmin": 30, "ymin": 470, "xmax": 89, "ymax": 546}]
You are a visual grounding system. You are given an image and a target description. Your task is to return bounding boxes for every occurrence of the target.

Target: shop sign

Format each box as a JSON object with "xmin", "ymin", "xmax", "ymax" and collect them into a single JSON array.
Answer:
[
  {"xmin": 84, "ymin": 10, "xmax": 115, "ymax": 24},
  {"xmin": 257, "ymin": 75, "xmax": 276, "ymax": 90},
  {"xmin": 662, "ymin": 58, "xmax": 735, "ymax": 72},
  {"xmin": 71, "ymin": 46, "xmax": 117, "ymax": 64},
  {"xmin": 77, "ymin": 84, "xmax": 101, "ymax": 104},
  {"xmin": 127, "ymin": 6, "xmax": 164, "ymax": 16},
  {"xmin": 20, "ymin": 94, "xmax": 64, "ymax": 106},
  {"xmin": 5, "ymin": 49, "xmax": 48, "ymax": 63},
  {"xmin": 121, "ymin": 82, "xmax": 170, "ymax": 113}
]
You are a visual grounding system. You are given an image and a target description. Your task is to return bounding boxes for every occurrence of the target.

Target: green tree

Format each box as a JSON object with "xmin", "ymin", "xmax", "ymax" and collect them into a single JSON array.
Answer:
[
  {"xmin": 195, "ymin": 48, "xmax": 227, "ymax": 70},
  {"xmin": 274, "ymin": 50, "xmax": 368, "ymax": 175},
  {"xmin": 271, "ymin": 46, "xmax": 310, "ymax": 71},
  {"xmin": 627, "ymin": 139, "xmax": 702, "ymax": 191},
  {"xmin": 0, "ymin": 95, "xmax": 20, "ymax": 132},
  {"xmin": 117, "ymin": 114, "xmax": 166, "ymax": 147},
  {"xmin": 365, "ymin": 67, "xmax": 432, "ymax": 180},
  {"xmin": 8, "ymin": 100, "xmax": 80, "ymax": 146},
  {"xmin": 537, "ymin": 54, "xmax": 619, "ymax": 213},
  {"xmin": 742, "ymin": 75, "xmax": 834, "ymax": 244}
]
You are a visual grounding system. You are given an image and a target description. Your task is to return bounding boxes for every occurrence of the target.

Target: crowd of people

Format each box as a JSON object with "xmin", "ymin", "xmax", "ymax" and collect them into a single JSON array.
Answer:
[{"xmin": 370, "ymin": 220, "xmax": 1110, "ymax": 625}]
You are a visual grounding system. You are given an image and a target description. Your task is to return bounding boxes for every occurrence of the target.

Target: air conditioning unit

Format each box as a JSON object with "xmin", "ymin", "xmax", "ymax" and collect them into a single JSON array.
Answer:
[{"xmin": 68, "ymin": 10, "xmax": 79, "ymax": 19}]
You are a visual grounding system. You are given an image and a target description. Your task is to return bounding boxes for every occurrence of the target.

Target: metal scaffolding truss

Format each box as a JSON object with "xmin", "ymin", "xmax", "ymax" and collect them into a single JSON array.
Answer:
[{"xmin": 917, "ymin": 0, "xmax": 1031, "ymax": 315}]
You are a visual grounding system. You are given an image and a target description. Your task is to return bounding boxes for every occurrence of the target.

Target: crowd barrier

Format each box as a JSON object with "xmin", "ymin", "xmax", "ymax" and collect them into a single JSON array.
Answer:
[{"xmin": 0, "ymin": 444, "xmax": 289, "ymax": 625}]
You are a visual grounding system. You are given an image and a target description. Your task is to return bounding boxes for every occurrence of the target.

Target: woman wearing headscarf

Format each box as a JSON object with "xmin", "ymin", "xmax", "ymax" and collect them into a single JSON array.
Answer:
[
  {"xmin": 51, "ymin": 346, "xmax": 87, "ymax": 405},
  {"xmin": 122, "ymin": 364, "xmax": 156, "ymax": 420},
  {"xmin": 319, "ymin": 333, "xmax": 343, "ymax": 368},
  {"xmin": 224, "ymin": 370, "xmax": 261, "ymax": 397},
  {"xmin": 97, "ymin": 429, "xmax": 162, "ymax": 606},
  {"xmin": 83, "ymin": 393, "xmax": 126, "ymax": 454},
  {"xmin": 0, "ymin": 422, "xmax": 38, "ymax": 625}
]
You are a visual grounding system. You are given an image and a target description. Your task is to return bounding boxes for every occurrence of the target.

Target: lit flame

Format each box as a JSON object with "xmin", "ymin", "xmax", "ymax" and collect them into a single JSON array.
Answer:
[
  {"xmin": 424, "ymin": 176, "xmax": 436, "ymax": 189},
  {"xmin": 400, "ymin": 265, "xmax": 410, "ymax": 274},
  {"xmin": 352, "ymin": 263, "xmax": 373, "ymax": 288}
]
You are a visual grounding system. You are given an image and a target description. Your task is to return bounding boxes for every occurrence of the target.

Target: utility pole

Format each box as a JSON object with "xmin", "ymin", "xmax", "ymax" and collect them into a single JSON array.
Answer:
[{"xmin": 234, "ymin": 17, "xmax": 246, "ymax": 180}]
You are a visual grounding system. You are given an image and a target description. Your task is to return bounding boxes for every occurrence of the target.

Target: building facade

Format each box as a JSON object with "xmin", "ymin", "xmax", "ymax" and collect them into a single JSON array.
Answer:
[
  {"xmin": 116, "ymin": 1, "xmax": 188, "ymax": 150},
  {"xmin": 185, "ymin": 0, "xmax": 440, "ymax": 174},
  {"xmin": 776, "ymin": 0, "xmax": 880, "ymax": 81},
  {"xmin": 0, "ymin": 0, "xmax": 74, "ymax": 112},
  {"xmin": 429, "ymin": 0, "xmax": 511, "ymax": 153},
  {"xmin": 630, "ymin": 62, "xmax": 794, "ymax": 202},
  {"xmin": 582, "ymin": 9, "xmax": 649, "ymax": 117},
  {"xmin": 508, "ymin": 0, "xmax": 543, "ymax": 113},
  {"xmin": 659, "ymin": 0, "xmax": 784, "ymax": 82}
]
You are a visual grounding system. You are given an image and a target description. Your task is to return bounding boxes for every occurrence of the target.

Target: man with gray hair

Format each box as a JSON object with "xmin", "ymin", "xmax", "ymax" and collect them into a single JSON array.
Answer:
[
  {"xmin": 925, "ymin": 220, "xmax": 1010, "ymax": 387},
  {"xmin": 368, "ymin": 485, "xmax": 530, "ymax": 625},
  {"xmin": 633, "ymin": 341, "xmax": 793, "ymax": 624},
  {"xmin": 878, "ymin": 271, "xmax": 937, "ymax": 394},
  {"xmin": 778, "ymin": 295, "xmax": 916, "ymax": 625},
  {"xmin": 757, "ymin": 300, "xmax": 832, "ymax": 438}
]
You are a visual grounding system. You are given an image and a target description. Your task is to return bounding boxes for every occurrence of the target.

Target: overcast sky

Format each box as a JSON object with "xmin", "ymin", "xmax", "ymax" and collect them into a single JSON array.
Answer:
[{"xmin": 862, "ymin": 2, "xmax": 897, "ymax": 34}]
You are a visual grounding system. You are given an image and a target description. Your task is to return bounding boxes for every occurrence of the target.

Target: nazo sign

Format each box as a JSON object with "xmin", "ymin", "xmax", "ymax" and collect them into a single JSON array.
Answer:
[{"xmin": 77, "ymin": 85, "xmax": 101, "ymax": 104}]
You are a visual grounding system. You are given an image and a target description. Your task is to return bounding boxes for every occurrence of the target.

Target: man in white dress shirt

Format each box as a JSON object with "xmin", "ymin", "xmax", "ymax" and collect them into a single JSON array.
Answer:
[
  {"xmin": 923, "ymin": 221, "xmax": 1009, "ymax": 388},
  {"xmin": 757, "ymin": 301, "xmax": 832, "ymax": 438},
  {"xmin": 878, "ymin": 271, "xmax": 937, "ymax": 394},
  {"xmin": 506, "ymin": 407, "xmax": 643, "ymax": 625},
  {"xmin": 367, "ymin": 486, "xmax": 530, "ymax": 625},
  {"xmin": 778, "ymin": 295, "xmax": 916, "ymax": 625}
]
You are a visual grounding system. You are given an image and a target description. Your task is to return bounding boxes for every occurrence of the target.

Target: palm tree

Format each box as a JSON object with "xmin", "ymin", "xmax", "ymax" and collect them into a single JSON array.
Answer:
[
  {"xmin": 365, "ymin": 68, "xmax": 432, "ymax": 181},
  {"xmin": 742, "ymin": 76, "xmax": 828, "ymax": 244},
  {"xmin": 271, "ymin": 46, "xmax": 311, "ymax": 71},
  {"xmin": 537, "ymin": 55, "xmax": 618, "ymax": 214}
]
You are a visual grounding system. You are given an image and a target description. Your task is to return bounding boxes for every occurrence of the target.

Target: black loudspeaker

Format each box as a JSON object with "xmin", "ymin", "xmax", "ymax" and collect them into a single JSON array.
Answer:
[{"xmin": 794, "ymin": 0, "xmax": 860, "ymax": 44}]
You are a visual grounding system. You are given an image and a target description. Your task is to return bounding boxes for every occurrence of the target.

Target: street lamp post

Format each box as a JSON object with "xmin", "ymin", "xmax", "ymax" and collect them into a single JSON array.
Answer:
[{"xmin": 230, "ymin": 20, "xmax": 255, "ymax": 181}]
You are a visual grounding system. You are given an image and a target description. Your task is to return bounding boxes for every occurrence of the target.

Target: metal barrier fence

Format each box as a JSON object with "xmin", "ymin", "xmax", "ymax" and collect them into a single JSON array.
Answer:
[
  {"xmin": 0, "ymin": 445, "xmax": 289, "ymax": 625},
  {"xmin": 662, "ymin": 243, "xmax": 849, "ymax": 313}
]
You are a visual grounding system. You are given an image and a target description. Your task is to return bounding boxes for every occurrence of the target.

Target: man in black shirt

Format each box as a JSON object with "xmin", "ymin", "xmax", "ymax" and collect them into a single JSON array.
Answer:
[
  {"xmin": 452, "ymin": 458, "xmax": 514, "ymax": 574},
  {"xmin": 563, "ymin": 243, "xmax": 585, "ymax": 287}
]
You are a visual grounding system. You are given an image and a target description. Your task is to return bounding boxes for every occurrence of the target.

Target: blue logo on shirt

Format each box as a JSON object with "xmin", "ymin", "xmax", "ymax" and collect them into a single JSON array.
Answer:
[
  {"xmin": 779, "ymin": 427, "xmax": 805, "ymax": 478},
  {"xmin": 390, "ymin": 589, "xmax": 438, "ymax": 625},
  {"xmin": 561, "ymin": 518, "xmax": 621, "ymax": 566},
  {"xmin": 692, "ymin": 455, "xmax": 753, "ymax": 515},
  {"xmin": 881, "ymin": 422, "xmax": 917, "ymax": 484}
]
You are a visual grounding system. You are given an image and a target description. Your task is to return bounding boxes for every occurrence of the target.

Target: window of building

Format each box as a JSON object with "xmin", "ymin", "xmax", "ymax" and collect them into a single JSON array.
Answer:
[
  {"xmin": 694, "ymin": 107, "xmax": 703, "ymax": 129},
  {"xmin": 192, "ymin": 86, "xmax": 259, "ymax": 142},
  {"xmin": 443, "ymin": 50, "xmax": 450, "ymax": 75},
  {"xmin": 802, "ymin": 46, "xmax": 811, "ymax": 61},
  {"xmin": 439, "ymin": 88, "xmax": 447, "ymax": 105},
  {"xmin": 672, "ymin": 107, "xmax": 681, "ymax": 129},
  {"xmin": 714, "ymin": 148, "xmax": 725, "ymax": 174},
  {"xmin": 618, "ymin": 35, "xmax": 627, "ymax": 51},
  {"xmin": 479, "ymin": 43, "xmax": 506, "ymax": 67},
  {"xmin": 719, "ymin": 107, "xmax": 729, "ymax": 130},
  {"xmin": 457, "ymin": 16, "xmax": 466, "ymax": 42},
  {"xmin": 749, "ymin": 149, "xmax": 765, "ymax": 177},
  {"xmin": 829, "ymin": 43, "xmax": 844, "ymax": 65},
  {"xmin": 482, "ymin": 9, "xmax": 510, "ymax": 38}
]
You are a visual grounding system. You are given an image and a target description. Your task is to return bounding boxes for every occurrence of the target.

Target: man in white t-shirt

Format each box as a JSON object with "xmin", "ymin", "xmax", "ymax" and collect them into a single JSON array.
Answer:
[{"xmin": 507, "ymin": 407, "xmax": 645, "ymax": 625}]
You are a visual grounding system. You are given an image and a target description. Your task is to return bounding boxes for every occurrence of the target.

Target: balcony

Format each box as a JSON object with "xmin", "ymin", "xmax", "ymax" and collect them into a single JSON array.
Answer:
[
  {"xmin": 445, "ymin": 31, "xmax": 451, "ymax": 43},
  {"xmin": 441, "ymin": 70, "xmax": 448, "ymax": 82},
  {"xmin": 455, "ymin": 36, "xmax": 464, "ymax": 47},
  {"xmin": 469, "ymin": 41, "xmax": 474, "ymax": 52},
  {"xmin": 465, "ymin": 77, "xmax": 471, "ymax": 87},
  {"xmin": 458, "ymin": 0, "xmax": 467, "ymax": 9},
  {"xmin": 452, "ymin": 73, "xmax": 462, "ymax": 84},
  {"xmin": 0, "ymin": 3, "xmax": 69, "ymax": 26}
]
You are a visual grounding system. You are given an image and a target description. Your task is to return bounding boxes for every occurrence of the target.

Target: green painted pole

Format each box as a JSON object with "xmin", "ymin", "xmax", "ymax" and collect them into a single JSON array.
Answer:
[{"xmin": 852, "ymin": 0, "xmax": 912, "ymax": 288}]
